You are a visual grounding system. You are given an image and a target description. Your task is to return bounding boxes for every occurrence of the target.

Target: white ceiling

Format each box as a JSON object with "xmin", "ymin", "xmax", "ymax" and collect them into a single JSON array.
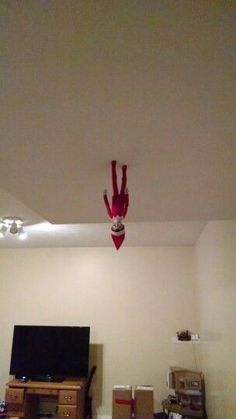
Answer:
[{"xmin": 0, "ymin": 1, "xmax": 235, "ymax": 247}]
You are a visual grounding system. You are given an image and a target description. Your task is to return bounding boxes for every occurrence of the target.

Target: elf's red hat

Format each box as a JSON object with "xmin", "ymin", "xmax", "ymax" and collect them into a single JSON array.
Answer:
[{"xmin": 111, "ymin": 228, "xmax": 125, "ymax": 250}]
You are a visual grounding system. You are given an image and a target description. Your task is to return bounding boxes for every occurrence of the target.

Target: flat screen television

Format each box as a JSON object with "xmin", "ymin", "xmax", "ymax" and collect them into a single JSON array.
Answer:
[{"xmin": 9, "ymin": 325, "xmax": 90, "ymax": 381}]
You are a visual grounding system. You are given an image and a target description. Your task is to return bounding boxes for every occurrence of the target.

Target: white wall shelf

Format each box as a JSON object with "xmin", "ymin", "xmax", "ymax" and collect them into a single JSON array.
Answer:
[{"xmin": 171, "ymin": 337, "xmax": 200, "ymax": 344}]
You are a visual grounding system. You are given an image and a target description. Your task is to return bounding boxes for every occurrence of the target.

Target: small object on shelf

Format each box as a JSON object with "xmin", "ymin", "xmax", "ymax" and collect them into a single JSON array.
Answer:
[
  {"xmin": 191, "ymin": 333, "xmax": 200, "ymax": 341},
  {"xmin": 176, "ymin": 330, "xmax": 191, "ymax": 341}
]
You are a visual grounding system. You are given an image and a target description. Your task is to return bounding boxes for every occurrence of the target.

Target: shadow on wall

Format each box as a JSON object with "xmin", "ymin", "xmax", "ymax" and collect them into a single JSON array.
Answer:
[{"xmin": 89, "ymin": 344, "xmax": 103, "ymax": 409}]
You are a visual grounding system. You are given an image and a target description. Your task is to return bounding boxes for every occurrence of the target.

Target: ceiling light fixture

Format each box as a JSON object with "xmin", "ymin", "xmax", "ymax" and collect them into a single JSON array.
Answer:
[{"xmin": 0, "ymin": 217, "xmax": 27, "ymax": 239}]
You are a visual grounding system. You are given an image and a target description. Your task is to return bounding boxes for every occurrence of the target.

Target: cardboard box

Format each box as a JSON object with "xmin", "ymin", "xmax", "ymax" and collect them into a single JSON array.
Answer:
[
  {"xmin": 134, "ymin": 385, "xmax": 154, "ymax": 419},
  {"xmin": 112, "ymin": 385, "xmax": 132, "ymax": 419}
]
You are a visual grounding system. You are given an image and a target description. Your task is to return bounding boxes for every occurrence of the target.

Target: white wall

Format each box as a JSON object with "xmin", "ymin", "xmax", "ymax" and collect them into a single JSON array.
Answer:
[
  {"xmin": 0, "ymin": 246, "xmax": 196, "ymax": 417},
  {"xmin": 194, "ymin": 220, "xmax": 236, "ymax": 419}
]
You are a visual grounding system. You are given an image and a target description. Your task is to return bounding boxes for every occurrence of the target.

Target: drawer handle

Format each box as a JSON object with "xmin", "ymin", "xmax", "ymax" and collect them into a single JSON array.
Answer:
[
  {"xmin": 64, "ymin": 396, "xmax": 72, "ymax": 400},
  {"xmin": 63, "ymin": 411, "xmax": 72, "ymax": 417}
]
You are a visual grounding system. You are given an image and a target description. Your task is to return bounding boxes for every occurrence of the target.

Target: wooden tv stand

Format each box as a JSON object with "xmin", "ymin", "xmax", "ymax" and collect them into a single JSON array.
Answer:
[{"xmin": 5, "ymin": 378, "xmax": 86, "ymax": 419}]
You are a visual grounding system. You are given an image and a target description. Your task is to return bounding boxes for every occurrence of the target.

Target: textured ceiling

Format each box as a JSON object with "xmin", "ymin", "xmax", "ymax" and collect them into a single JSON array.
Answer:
[{"xmin": 0, "ymin": 1, "xmax": 235, "ymax": 246}]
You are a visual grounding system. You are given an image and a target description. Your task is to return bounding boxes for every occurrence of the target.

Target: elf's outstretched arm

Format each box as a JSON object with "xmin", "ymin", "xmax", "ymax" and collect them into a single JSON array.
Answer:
[{"xmin": 103, "ymin": 190, "xmax": 113, "ymax": 219}]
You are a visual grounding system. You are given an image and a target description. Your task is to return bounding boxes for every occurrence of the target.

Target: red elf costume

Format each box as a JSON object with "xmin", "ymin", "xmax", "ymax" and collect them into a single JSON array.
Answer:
[{"xmin": 103, "ymin": 160, "xmax": 129, "ymax": 250}]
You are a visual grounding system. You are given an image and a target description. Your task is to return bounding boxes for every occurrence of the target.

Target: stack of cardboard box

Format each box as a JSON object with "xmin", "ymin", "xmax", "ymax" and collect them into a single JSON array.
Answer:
[{"xmin": 112, "ymin": 384, "xmax": 154, "ymax": 419}]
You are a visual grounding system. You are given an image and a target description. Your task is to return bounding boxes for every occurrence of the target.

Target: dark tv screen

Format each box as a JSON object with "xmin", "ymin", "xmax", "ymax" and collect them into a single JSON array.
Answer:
[{"xmin": 9, "ymin": 325, "xmax": 90, "ymax": 380}]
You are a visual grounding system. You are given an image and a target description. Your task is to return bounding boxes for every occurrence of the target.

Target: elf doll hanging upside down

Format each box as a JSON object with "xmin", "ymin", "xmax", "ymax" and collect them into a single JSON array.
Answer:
[{"xmin": 103, "ymin": 160, "xmax": 129, "ymax": 250}]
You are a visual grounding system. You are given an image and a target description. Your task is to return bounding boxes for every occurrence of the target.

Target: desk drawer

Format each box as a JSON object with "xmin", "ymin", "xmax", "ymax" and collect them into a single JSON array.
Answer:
[
  {"xmin": 26, "ymin": 388, "xmax": 58, "ymax": 396},
  {"xmin": 6, "ymin": 389, "xmax": 24, "ymax": 404},
  {"xmin": 6, "ymin": 402, "xmax": 24, "ymax": 417},
  {"xmin": 58, "ymin": 405, "xmax": 77, "ymax": 418},
  {"xmin": 59, "ymin": 390, "xmax": 77, "ymax": 405}
]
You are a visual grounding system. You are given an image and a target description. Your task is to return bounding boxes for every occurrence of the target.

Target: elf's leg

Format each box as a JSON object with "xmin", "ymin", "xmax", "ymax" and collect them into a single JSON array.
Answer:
[
  {"xmin": 120, "ymin": 164, "xmax": 127, "ymax": 195},
  {"xmin": 112, "ymin": 160, "xmax": 118, "ymax": 195}
]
